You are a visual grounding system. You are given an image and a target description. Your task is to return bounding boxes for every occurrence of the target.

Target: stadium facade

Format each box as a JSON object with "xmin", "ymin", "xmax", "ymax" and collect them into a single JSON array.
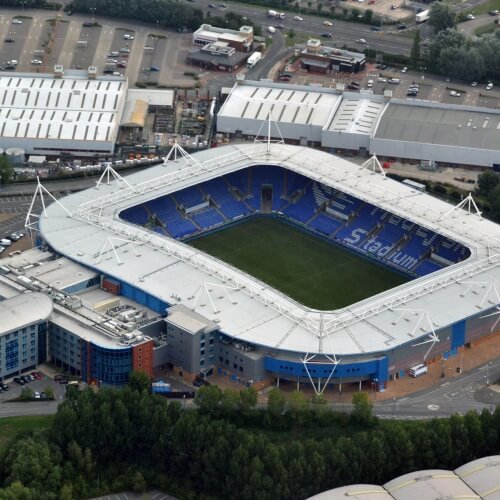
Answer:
[
  {"xmin": 217, "ymin": 81, "xmax": 500, "ymax": 168},
  {"xmin": 23, "ymin": 142, "xmax": 499, "ymax": 392}
]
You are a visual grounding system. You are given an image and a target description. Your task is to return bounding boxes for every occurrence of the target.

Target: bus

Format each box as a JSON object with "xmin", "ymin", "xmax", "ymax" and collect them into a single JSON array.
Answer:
[
  {"xmin": 402, "ymin": 179, "xmax": 426, "ymax": 192},
  {"xmin": 409, "ymin": 364, "xmax": 428, "ymax": 377}
]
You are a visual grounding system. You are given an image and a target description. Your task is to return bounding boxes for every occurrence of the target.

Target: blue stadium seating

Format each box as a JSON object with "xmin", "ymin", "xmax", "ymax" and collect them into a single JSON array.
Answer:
[
  {"xmin": 414, "ymin": 259, "xmax": 444, "ymax": 276},
  {"xmin": 119, "ymin": 165, "xmax": 470, "ymax": 276},
  {"xmin": 309, "ymin": 213, "xmax": 343, "ymax": 236},
  {"xmin": 120, "ymin": 206, "xmax": 149, "ymax": 225},
  {"xmin": 191, "ymin": 208, "xmax": 225, "ymax": 229},
  {"xmin": 172, "ymin": 185, "xmax": 204, "ymax": 208}
]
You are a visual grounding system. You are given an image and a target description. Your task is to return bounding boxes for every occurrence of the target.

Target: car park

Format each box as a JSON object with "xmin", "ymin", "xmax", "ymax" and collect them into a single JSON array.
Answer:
[
  {"xmin": 294, "ymin": 15, "xmax": 304, "ymax": 21},
  {"xmin": 486, "ymin": 82, "xmax": 494, "ymax": 90}
]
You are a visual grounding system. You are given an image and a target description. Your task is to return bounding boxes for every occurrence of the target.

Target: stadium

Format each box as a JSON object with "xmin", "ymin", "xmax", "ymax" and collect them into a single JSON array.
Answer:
[{"xmin": 38, "ymin": 141, "xmax": 500, "ymax": 393}]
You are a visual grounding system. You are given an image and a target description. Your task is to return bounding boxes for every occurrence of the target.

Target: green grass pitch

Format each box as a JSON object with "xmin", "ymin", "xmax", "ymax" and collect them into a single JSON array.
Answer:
[{"xmin": 188, "ymin": 217, "xmax": 409, "ymax": 310}]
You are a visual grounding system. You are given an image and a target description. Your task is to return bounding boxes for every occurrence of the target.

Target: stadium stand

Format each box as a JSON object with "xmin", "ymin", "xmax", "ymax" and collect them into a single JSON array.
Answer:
[{"xmin": 120, "ymin": 165, "xmax": 470, "ymax": 277}]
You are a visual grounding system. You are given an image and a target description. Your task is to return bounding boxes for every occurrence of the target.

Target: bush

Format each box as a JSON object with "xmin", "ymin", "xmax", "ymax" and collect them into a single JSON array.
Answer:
[{"xmin": 20, "ymin": 387, "xmax": 34, "ymax": 401}]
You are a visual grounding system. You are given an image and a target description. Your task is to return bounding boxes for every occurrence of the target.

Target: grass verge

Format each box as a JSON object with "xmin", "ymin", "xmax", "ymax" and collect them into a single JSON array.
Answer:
[{"xmin": 0, "ymin": 415, "xmax": 54, "ymax": 454}]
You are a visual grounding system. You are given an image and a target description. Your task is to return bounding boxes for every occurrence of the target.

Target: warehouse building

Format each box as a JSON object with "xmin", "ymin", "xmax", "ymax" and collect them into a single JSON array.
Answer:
[
  {"xmin": 217, "ymin": 81, "xmax": 500, "ymax": 168},
  {"xmin": 0, "ymin": 69, "xmax": 127, "ymax": 158},
  {"xmin": 309, "ymin": 456, "xmax": 500, "ymax": 500}
]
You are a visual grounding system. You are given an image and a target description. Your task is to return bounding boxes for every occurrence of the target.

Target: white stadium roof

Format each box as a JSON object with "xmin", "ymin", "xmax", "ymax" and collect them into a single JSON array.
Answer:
[{"xmin": 39, "ymin": 143, "xmax": 500, "ymax": 357}]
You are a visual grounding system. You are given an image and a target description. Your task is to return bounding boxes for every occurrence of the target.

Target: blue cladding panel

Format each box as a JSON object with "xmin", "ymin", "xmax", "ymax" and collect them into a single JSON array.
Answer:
[
  {"xmin": 110, "ymin": 278, "xmax": 168, "ymax": 314},
  {"xmin": 451, "ymin": 320, "xmax": 466, "ymax": 350},
  {"xmin": 265, "ymin": 356, "xmax": 388, "ymax": 382}
]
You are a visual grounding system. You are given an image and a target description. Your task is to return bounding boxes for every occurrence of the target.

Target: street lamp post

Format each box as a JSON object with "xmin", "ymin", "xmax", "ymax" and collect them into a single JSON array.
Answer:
[
  {"xmin": 90, "ymin": 7, "xmax": 96, "ymax": 21},
  {"xmin": 21, "ymin": 1, "xmax": 26, "ymax": 12},
  {"xmin": 156, "ymin": 20, "xmax": 160, "ymax": 33},
  {"xmin": 487, "ymin": 361, "xmax": 491, "ymax": 386}
]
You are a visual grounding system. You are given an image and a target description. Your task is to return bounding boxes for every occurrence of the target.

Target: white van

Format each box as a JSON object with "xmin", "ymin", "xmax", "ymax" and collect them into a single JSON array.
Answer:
[
  {"xmin": 268, "ymin": 26, "xmax": 276, "ymax": 34},
  {"xmin": 388, "ymin": 78, "xmax": 400, "ymax": 84},
  {"xmin": 409, "ymin": 363, "xmax": 428, "ymax": 377},
  {"xmin": 0, "ymin": 239, "xmax": 12, "ymax": 247}
]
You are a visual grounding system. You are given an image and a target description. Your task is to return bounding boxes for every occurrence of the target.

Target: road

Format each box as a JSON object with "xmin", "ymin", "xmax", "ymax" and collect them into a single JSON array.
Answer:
[
  {"xmin": 206, "ymin": 1, "xmax": 412, "ymax": 55},
  {"xmin": 1, "ymin": 358, "xmax": 499, "ymax": 420}
]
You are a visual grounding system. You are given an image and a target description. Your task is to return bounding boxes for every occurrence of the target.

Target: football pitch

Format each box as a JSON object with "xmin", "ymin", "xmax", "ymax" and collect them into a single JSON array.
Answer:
[{"xmin": 188, "ymin": 217, "xmax": 409, "ymax": 310}]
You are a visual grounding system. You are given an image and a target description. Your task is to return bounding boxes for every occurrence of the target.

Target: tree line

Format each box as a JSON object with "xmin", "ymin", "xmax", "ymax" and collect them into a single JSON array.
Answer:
[
  {"xmin": 0, "ymin": 375, "xmax": 499, "ymax": 499},
  {"xmin": 68, "ymin": 0, "xmax": 204, "ymax": 31},
  {"xmin": 411, "ymin": 1, "xmax": 500, "ymax": 83}
]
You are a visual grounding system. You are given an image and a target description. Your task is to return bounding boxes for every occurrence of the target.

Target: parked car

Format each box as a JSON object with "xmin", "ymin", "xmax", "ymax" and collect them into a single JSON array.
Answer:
[
  {"xmin": 150, "ymin": 65, "xmax": 160, "ymax": 71},
  {"xmin": 401, "ymin": 67, "xmax": 408, "ymax": 73},
  {"xmin": 275, "ymin": 24, "xmax": 285, "ymax": 29},
  {"xmin": 0, "ymin": 246, "xmax": 5, "ymax": 254},
  {"xmin": 14, "ymin": 377, "xmax": 25, "ymax": 385},
  {"xmin": 388, "ymin": 78, "xmax": 400, "ymax": 84},
  {"xmin": 34, "ymin": 392, "xmax": 41, "ymax": 399},
  {"xmin": 320, "ymin": 32, "xmax": 333, "ymax": 38},
  {"xmin": 449, "ymin": 90, "xmax": 461, "ymax": 97},
  {"xmin": 31, "ymin": 59, "xmax": 42, "ymax": 65},
  {"xmin": 323, "ymin": 20, "xmax": 333, "ymax": 26},
  {"xmin": 486, "ymin": 82, "xmax": 494, "ymax": 90},
  {"xmin": 4, "ymin": 38, "xmax": 15, "ymax": 43},
  {"xmin": 470, "ymin": 81, "xmax": 478, "ymax": 87},
  {"xmin": 371, "ymin": 26, "xmax": 381, "ymax": 31},
  {"xmin": 357, "ymin": 38, "xmax": 367, "ymax": 44},
  {"xmin": 466, "ymin": 13, "xmax": 475, "ymax": 20},
  {"xmin": 82, "ymin": 21, "xmax": 95, "ymax": 27},
  {"xmin": 31, "ymin": 371, "xmax": 42, "ymax": 380},
  {"xmin": 397, "ymin": 24, "xmax": 407, "ymax": 30},
  {"xmin": 12, "ymin": 19, "xmax": 23, "ymax": 24},
  {"xmin": 293, "ymin": 15, "xmax": 303, "ymax": 21},
  {"xmin": 123, "ymin": 33, "xmax": 134, "ymax": 40},
  {"xmin": 488, "ymin": 9, "xmax": 499, "ymax": 16},
  {"xmin": 0, "ymin": 383, "xmax": 9, "ymax": 391}
]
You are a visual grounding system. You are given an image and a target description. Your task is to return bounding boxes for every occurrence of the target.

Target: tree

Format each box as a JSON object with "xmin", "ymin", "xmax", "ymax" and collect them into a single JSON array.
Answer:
[
  {"xmin": 411, "ymin": 29, "xmax": 421, "ymax": 67},
  {"xmin": 0, "ymin": 155, "xmax": 14, "ymax": 185},
  {"xmin": 489, "ymin": 184, "xmax": 500, "ymax": 222},
  {"xmin": 239, "ymin": 386, "xmax": 258, "ymax": 411},
  {"xmin": 127, "ymin": 370, "xmax": 150, "ymax": 393},
  {"xmin": 194, "ymin": 384, "xmax": 222, "ymax": 413},
  {"xmin": 363, "ymin": 9, "xmax": 373, "ymax": 24},
  {"xmin": 267, "ymin": 388, "xmax": 286, "ymax": 417},
  {"xmin": 429, "ymin": 1, "xmax": 455, "ymax": 33},
  {"xmin": 19, "ymin": 387, "xmax": 33, "ymax": 401},
  {"xmin": 351, "ymin": 391, "xmax": 373, "ymax": 425},
  {"xmin": 476, "ymin": 170, "xmax": 499, "ymax": 198},
  {"xmin": 221, "ymin": 388, "xmax": 240, "ymax": 413},
  {"xmin": 132, "ymin": 471, "xmax": 147, "ymax": 493},
  {"xmin": 44, "ymin": 386, "xmax": 55, "ymax": 400},
  {"xmin": 0, "ymin": 481, "xmax": 35, "ymax": 500},
  {"xmin": 427, "ymin": 28, "xmax": 466, "ymax": 72},
  {"xmin": 287, "ymin": 390, "xmax": 308, "ymax": 426}
]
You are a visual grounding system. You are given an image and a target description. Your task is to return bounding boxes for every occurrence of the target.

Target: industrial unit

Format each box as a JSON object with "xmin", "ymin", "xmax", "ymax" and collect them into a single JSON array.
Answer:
[
  {"xmin": 217, "ymin": 81, "xmax": 500, "ymax": 168},
  {"xmin": 0, "ymin": 69, "xmax": 127, "ymax": 157}
]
